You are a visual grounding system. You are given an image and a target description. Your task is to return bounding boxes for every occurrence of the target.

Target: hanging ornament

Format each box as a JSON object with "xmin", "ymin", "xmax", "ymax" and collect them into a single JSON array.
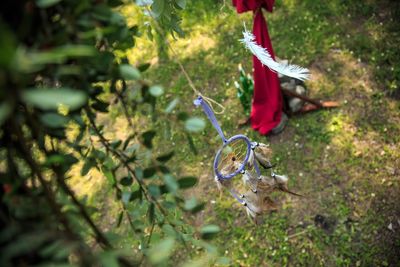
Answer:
[{"xmin": 194, "ymin": 96, "xmax": 302, "ymax": 224}]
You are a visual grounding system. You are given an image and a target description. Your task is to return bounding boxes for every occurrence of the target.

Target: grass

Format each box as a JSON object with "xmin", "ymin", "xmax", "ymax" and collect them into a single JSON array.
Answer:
[{"xmin": 72, "ymin": 0, "xmax": 400, "ymax": 266}]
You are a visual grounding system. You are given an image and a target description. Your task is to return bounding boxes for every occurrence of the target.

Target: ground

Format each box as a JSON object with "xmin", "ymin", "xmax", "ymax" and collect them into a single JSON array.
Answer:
[{"xmin": 72, "ymin": 0, "xmax": 400, "ymax": 266}]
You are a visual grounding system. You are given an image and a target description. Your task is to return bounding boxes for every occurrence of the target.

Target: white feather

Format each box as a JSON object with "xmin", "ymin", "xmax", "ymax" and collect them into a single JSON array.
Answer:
[
  {"xmin": 240, "ymin": 30, "xmax": 310, "ymax": 81},
  {"xmin": 274, "ymin": 174, "xmax": 288, "ymax": 184}
]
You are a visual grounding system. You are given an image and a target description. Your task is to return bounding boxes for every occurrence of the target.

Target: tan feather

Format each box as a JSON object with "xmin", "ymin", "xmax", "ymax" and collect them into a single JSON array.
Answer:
[
  {"xmin": 256, "ymin": 175, "xmax": 276, "ymax": 195},
  {"xmin": 256, "ymin": 142, "xmax": 273, "ymax": 159},
  {"xmin": 247, "ymin": 149, "xmax": 254, "ymax": 168},
  {"xmin": 243, "ymin": 190, "xmax": 262, "ymax": 215},
  {"xmin": 273, "ymin": 174, "xmax": 303, "ymax": 197},
  {"xmin": 254, "ymin": 152, "xmax": 273, "ymax": 169},
  {"xmin": 214, "ymin": 175, "xmax": 232, "ymax": 190},
  {"xmin": 261, "ymin": 196, "xmax": 278, "ymax": 211},
  {"xmin": 241, "ymin": 170, "xmax": 258, "ymax": 191}
]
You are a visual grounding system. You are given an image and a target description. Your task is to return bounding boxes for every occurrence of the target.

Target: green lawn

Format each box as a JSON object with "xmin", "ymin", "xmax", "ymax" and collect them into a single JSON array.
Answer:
[{"xmin": 74, "ymin": 0, "xmax": 400, "ymax": 266}]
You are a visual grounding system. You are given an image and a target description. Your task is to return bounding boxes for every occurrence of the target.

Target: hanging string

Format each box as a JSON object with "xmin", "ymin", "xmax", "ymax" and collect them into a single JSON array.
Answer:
[{"xmin": 144, "ymin": 6, "xmax": 225, "ymax": 114}]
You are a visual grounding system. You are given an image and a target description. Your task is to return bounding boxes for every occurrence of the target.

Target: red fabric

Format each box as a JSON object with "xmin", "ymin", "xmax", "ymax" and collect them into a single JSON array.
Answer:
[{"xmin": 232, "ymin": 0, "xmax": 282, "ymax": 135}]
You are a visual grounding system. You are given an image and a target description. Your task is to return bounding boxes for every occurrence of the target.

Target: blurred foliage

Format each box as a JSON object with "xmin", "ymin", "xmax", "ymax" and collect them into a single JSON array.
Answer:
[
  {"xmin": 0, "ymin": 0, "xmax": 219, "ymax": 266},
  {"xmin": 234, "ymin": 64, "xmax": 254, "ymax": 117}
]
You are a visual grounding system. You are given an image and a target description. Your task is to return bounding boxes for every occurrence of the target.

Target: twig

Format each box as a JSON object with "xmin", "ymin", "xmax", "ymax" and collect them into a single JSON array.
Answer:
[
  {"xmin": 15, "ymin": 111, "xmax": 112, "ymax": 249},
  {"xmin": 287, "ymin": 228, "xmax": 311, "ymax": 240},
  {"xmin": 138, "ymin": 222, "xmax": 156, "ymax": 265},
  {"xmin": 115, "ymin": 79, "xmax": 134, "ymax": 128},
  {"xmin": 53, "ymin": 168, "xmax": 112, "ymax": 248},
  {"xmin": 85, "ymin": 108, "xmax": 179, "ymax": 226},
  {"xmin": 281, "ymin": 88, "xmax": 323, "ymax": 108},
  {"xmin": 11, "ymin": 122, "xmax": 73, "ymax": 234},
  {"xmin": 144, "ymin": 6, "xmax": 225, "ymax": 114}
]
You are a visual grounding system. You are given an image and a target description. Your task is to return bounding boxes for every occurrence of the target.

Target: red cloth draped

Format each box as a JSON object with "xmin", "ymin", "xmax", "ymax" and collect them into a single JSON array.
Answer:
[{"xmin": 232, "ymin": 0, "xmax": 282, "ymax": 135}]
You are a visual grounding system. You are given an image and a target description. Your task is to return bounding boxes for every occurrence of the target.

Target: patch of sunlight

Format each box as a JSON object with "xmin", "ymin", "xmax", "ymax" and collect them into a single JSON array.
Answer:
[
  {"xmin": 69, "ymin": 163, "xmax": 105, "ymax": 199},
  {"xmin": 175, "ymin": 33, "xmax": 216, "ymax": 56},
  {"xmin": 329, "ymin": 113, "xmax": 355, "ymax": 147},
  {"xmin": 127, "ymin": 38, "xmax": 157, "ymax": 65},
  {"xmin": 307, "ymin": 67, "xmax": 337, "ymax": 96},
  {"xmin": 65, "ymin": 120, "xmax": 81, "ymax": 143},
  {"xmin": 119, "ymin": 4, "xmax": 158, "ymax": 64}
]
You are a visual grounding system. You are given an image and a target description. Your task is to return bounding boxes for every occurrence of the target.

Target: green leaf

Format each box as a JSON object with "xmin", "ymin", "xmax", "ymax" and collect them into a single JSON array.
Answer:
[
  {"xmin": 122, "ymin": 133, "xmax": 136, "ymax": 150},
  {"xmin": 175, "ymin": 0, "xmax": 186, "ymax": 9},
  {"xmin": 158, "ymin": 165, "xmax": 170, "ymax": 174},
  {"xmin": 134, "ymin": 167, "xmax": 143, "ymax": 180},
  {"xmin": 116, "ymin": 211, "xmax": 124, "ymax": 227},
  {"xmin": 122, "ymin": 191, "xmax": 131, "ymax": 204},
  {"xmin": 184, "ymin": 197, "xmax": 197, "ymax": 210},
  {"xmin": 119, "ymin": 64, "xmax": 141, "ymax": 80},
  {"xmin": 177, "ymin": 111, "xmax": 188, "ymax": 121},
  {"xmin": 44, "ymin": 153, "xmax": 78, "ymax": 168},
  {"xmin": 147, "ymin": 238, "xmax": 175, "ymax": 264},
  {"xmin": 186, "ymin": 133, "xmax": 198, "ymax": 155},
  {"xmin": 149, "ymin": 85, "xmax": 164, "ymax": 97},
  {"xmin": 0, "ymin": 23, "xmax": 16, "ymax": 67},
  {"xmin": 81, "ymin": 159, "xmax": 95, "ymax": 176},
  {"xmin": 36, "ymin": 0, "xmax": 62, "ymax": 8},
  {"xmin": 102, "ymin": 168, "xmax": 116, "ymax": 185},
  {"xmin": 0, "ymin": 102, "xmax": 12, "ymax": 126},
  {"xmin": 40, "ymin": 240, "xmax": 76, "ymax": 260},
  {"xmin": 163, "ymin": 174, "xmax": 178, "ymax": 194},
  {"xmin": 200, "ymin": 225, "xmax": 220, "ymax": 240},
  {"xmin": 21, "ymin": 88, "xmax": 87, "ymax": 111},
  {"xmin": 151, "ymin": 0, "xmax": 165, "ymax": 18},
  {"xmin": 110, "ymin": 140, "xmax": 122, "ymax": 149},
  {"xmin": 14, "ymin": 46, "xmax": 95, "ymax": 73},
  {"xmin": 120, "ymin": 176, "xmax": 133, "ymax": 186},
  {"xmin": 146, "ymin": 25, "xmax": 154, "ymax": 41},
  {"xmin": 162, "ymin": 224, "xmax": 176, "ymax": 238},
  {"xmin": 177, "ymin": 176, "xmax": 198, "ymax": 189},
  {"xmin": 185, "ymin": 117, "xmax": 205, "ymax": 132},
  {"xmin": 141, "ymin": 130, "xmax": 156, "ymax": 149},
  {"xmin": 143, "ymin": 167, "xmax": 156, "ymax": 178},
  {"xmin": 91, "ymin": 99, "xmax": 109, "ymax": 113},
  {"xmin": 138, "ymin": 63, "xmax": 151, "ymax": 72},
  {"xmin": 55, "ymin": 45, "xmax": 96, "ymax": 57},
  {"xmin": 184, "ymin": 197, "xmax": 205, "ymax": 213},
  {"xmin": 99, "ymin": 251, "xmax": 119, "ymax": 267},
  {"xmin": 164, "ymin": 98, "xmax": 179, "ymax": 113},
  {"xmin": 148, "ymin": 203, "xmax": 155, "ymax": 223},
  {"xmin": 156, "ymin": 151, "xmax": 174, "ymax": 162},
  {"xmin": 148, "ymin": 184, "xmax": 161, "ymax": 198},
  {"xmin": 40, "ymin": 113, "xmax": 69, "ymax": 128},
  {"xmin": 129, "ymin": 188, "xmax": 142, "ymax": 202}
]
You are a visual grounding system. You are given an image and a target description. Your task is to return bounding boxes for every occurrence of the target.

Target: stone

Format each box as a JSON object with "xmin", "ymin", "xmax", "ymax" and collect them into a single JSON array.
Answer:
[{"xmin": 281, "ymin": 80, "xmax": 296, "ymax": 91}]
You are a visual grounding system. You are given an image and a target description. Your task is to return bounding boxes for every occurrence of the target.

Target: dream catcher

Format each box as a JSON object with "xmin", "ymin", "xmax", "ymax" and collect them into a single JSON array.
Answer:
[{"xmin": 195, "ymin": 96, "xmax": 301, "ymax": 224}]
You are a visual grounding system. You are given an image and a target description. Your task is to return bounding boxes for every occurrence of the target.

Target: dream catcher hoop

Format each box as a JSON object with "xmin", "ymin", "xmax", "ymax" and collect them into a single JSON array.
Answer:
[{"xmin": 195, "ymin": 96, "xmax": 301, "ymax": 223}]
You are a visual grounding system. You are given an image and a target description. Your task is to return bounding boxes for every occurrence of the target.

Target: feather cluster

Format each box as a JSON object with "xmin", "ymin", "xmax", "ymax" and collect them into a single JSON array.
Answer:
[
  {"xmin": 240, "ymin": 30, "xmax": 310, "ymax": 81},
  {"xmin": 215, "ymin": 141, "xmax": 302, "ymax": 224}
]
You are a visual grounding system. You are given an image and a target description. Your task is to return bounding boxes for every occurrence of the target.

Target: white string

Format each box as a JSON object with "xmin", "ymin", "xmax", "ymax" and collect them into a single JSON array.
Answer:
[{"xmin": 144, "ymin": 6, "xmax": 225, "ymax": 114}]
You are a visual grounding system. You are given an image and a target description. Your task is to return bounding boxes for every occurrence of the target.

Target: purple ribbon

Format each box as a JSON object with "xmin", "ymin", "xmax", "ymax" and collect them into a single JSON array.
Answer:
[{"xmin": 194, "ymin": 96, "xmax": 227, "ymax": 143}]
